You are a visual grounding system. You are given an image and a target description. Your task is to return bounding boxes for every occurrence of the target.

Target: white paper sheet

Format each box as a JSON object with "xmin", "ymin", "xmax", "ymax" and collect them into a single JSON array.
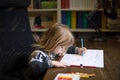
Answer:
[{"xmin": 60, "ymin": 49, "xmax": 104, "ymax": 68}]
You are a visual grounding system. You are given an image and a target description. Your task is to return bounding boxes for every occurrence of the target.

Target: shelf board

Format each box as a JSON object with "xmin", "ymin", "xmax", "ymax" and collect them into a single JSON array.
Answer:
[
  {"xmin": 31, "ymin": 29, "xmax": 47, "ymax": 32},
  {"xmin": 70, "ymin": 29, "xmax": 95, "ymax": 32},
  {"xmin": 31, "ymin": 29, "xmax": 120, "ymax": 32},
  {"xmin": 101, "ymin": 29, "xmax": 120, "ymax": 32},
  {"xmin": 28, "ymin": 9, "xmax": 57, "ymax": 12},
  {"xmin": 61, "ymin": 9, "xmax": 103, "ymax": 11}
]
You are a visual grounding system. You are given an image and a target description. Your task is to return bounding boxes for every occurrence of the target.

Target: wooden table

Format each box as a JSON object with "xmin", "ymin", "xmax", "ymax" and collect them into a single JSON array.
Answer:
[
  {"xmin": 44, "ymin": 38, "xmax": 120, "ymax": 80},
  {"xmin": 43, "ymin": 67, "xmax": 104, "ymax": 80}
]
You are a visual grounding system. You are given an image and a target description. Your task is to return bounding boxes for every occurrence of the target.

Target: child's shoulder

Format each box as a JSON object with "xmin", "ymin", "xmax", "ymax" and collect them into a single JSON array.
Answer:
[
  {"xmin": 29, "ymin": 50, "xmax": 48, "ymax": 63},
  {"xmin": 32, "ymin": 50, "xmax": 47, "ymax": 57}
]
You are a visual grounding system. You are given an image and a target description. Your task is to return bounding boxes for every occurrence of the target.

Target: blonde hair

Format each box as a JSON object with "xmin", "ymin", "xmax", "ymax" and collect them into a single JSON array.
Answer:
[{"xmin": 34, "ymin": 23, "xmax": 75, "ymax": 54}]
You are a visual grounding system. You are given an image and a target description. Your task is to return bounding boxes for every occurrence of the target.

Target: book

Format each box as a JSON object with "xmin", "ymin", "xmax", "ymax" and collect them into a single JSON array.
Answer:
[
  {"xmin": 77, "ymin": 11, "xmax": 82, "ymax": 29},
  {"xmin": 61, "ymin": 0, "xmax": 65, "ymax": 8},
  {"xmin": 66, "ymin": 11, "xmax": 71, "ymax": 28},
  {"xmin": 53, "ymin": 12, "xmax": 57, "ymax": 24},
  {"xmin": 60, "ymin": 49, "xmax": 104, "ymax": 68},
  {"xmin": 61, "ymin": 0, "xmax": 69, "ymax": 9},
  {"xmin": 101, "ymin": 11, "xmax": 107, "ymax": 29},
  {"xmin": 71, "ymin": 11, "xmax": 77, "ymax": 29},
  {"xmin": 40, "ymin": 13, "xmax": 54, "ymax": 28},
  {"xmin": 61, "ymin": 11, "xmax": 67, "ymax": 25},
  {"xmin": 82, "ymin": 11, "xmax": 88, "ymax": 29}
]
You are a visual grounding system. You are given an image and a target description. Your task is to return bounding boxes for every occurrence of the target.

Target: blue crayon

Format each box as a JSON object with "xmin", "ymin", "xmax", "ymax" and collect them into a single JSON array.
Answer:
[{"xmin": 81, "ymin": 38, "xmax": 84, "ymax": 56}]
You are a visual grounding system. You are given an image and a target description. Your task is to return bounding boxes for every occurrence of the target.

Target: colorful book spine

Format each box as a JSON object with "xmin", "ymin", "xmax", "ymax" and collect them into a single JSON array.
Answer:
[
  {"xmin": 40, "ymin": 13, "xmax": 54, "ymax": 28},
  {"xmin": 65, "ymin": 0, "xmax": 70, "ymax": 8},
  {"xmin": 61, "ymin": 0, "xmax": 65, "ymax": 8},
  {"xmin": 82, "ymin": 11, "xmax": 88, "ymax": 29},
  {"xmin": 71, "ymin": 11, "xmax": 77, "ymax": 29},
  {"xmin": 101, "ymin": 11, "xmax": 107, "ymax": 29},
  {"xmin": 66, "ymin": 11, "xmax": 71, "ymax": 28},
  {"xmin": 77, "ymin": 11, "xmax": 82, "ymax": 29},
  {"xmin": 61, "ymin": 0, "xmax": 69, "ymax": 9},
  {"xmin": 61, "ymin": 11, "xmax": 67, "ymax": 25},
  {"xmin": 52, "ymin": 12, "xmax": 57, "ymax": 24}
]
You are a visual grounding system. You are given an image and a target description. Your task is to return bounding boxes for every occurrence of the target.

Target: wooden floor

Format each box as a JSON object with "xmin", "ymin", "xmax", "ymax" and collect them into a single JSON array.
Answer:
[{"xmin": 76, "ymin": 38, "xmax": 120, "ymax": 80}]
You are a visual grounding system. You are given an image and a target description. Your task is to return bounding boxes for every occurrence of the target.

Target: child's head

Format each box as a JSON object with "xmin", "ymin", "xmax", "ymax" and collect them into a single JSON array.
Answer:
[{"xmin": 38, "ymin": 23, "xmax": 75, "ymax": 55}]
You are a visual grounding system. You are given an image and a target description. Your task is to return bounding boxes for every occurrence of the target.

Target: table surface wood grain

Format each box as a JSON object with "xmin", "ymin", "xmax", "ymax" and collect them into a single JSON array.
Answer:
[{"xmin": 44, "ymin": 38, "xmax": 120, "ymax": 80}]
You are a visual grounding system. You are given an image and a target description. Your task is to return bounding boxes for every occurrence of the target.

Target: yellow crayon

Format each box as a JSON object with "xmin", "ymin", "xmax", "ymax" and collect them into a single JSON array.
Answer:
[{"xmin": 71, "ymin": 72, "xmax": 96, "ymax": 78}]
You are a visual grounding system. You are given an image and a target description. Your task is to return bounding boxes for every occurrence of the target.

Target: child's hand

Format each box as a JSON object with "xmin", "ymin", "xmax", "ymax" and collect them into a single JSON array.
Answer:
[
  {"xmin": 52, "ymin": 61, "xmax": 67, "ymax": 68},
  {"xmin": 77, "ymin": 47, "xmax": 87, "ymax": 55}
]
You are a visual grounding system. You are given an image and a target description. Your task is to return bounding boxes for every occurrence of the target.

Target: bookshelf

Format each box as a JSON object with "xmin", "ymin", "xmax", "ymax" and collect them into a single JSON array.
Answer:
[{"xmin": 28, "ymin": 0, "xmax": 120, "ymax": 33}]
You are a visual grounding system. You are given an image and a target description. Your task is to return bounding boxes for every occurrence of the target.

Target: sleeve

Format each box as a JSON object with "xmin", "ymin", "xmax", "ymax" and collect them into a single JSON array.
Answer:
[
  {"xmin": 27, "ymin": 51, "xmax": 52, "ymax": 78},
  {"xmin": 67, "ymin": 46, "xmax": 78, "ymax": 54}
]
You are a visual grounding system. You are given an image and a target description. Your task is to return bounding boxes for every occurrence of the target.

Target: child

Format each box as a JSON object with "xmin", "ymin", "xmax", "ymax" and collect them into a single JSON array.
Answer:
[{"xmin": 24, "ymin": 23, "xmax": 86, "ymax": 80}]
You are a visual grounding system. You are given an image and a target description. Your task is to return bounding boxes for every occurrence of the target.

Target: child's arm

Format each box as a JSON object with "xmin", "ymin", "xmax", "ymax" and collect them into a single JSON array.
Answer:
[
  {"xmin": 76, "ymin": 47, "xmax": 87, "ymax": 55},
  {"xmin": 67, "ymin": 46, "xmax": 86, "ymax": 55},
  {"xmin": 26, "ymin": 51, "xmax": 53, "ymax": 77},
  {"xmin": 67, "ymin": 46, "xmax": 76, "ymax": 54},
  {"xmin": 52, "ymin": 60, "xmax": 67, "ymax": 68}
]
